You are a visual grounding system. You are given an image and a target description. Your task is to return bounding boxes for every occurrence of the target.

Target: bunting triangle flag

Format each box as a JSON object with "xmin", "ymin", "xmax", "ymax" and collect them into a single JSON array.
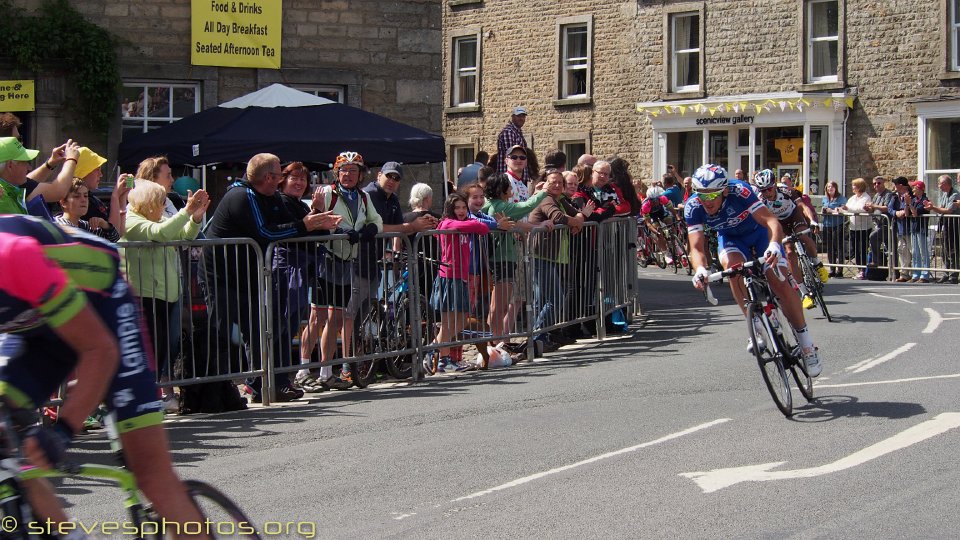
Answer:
[
  {"xmin": 754, "ymin": 104, "xmax": 763, "ymax": 113},
  {"xmin": 823, "ymin": 98, "xmax": 833, "ymax": 107},
  {"xmin": 709, "ymin": 107, "xmax": 717, "ymax": 116},
  {"xmin": 679, "ymin": 105, "xmax": 687, "ymax": 115},
  {"xmin": 845, "ymin": 97, "xmax": 855, "ymax": 108}
]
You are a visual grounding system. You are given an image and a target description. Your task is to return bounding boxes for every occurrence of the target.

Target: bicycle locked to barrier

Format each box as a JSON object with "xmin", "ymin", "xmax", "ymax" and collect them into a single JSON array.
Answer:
[
  {"xmin": 703, "ymin": 259, "xmax": 814, "ymax": 418},
  {"xmin": 0, "ymin": 403, "xmax": 262, "ymax": 539}
]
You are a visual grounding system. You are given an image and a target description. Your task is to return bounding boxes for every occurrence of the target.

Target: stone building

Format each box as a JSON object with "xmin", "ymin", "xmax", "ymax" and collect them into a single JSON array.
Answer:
[
  {"xmin": 442, "ymin": 0, "xmax": 960, "ymax": 195},
  {"xmin": 4, "ymin": 0, "xmax": 443, "ymax": 200}
]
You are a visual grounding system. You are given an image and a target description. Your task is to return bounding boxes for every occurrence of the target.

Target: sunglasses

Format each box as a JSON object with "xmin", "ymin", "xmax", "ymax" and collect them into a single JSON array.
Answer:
[
  {"xmin": 508, "ymin": 155, "xmax": 527, "ymax": 161},
  {"xmin": 696, "ymin": 190, "xmax": 724, "ymax": 201}
]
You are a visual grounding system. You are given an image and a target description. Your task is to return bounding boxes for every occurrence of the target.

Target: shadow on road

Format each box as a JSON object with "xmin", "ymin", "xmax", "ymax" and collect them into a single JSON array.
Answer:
[{"xmin": 790, "ymin": 394, "xmax": 927, "ymax": 422}]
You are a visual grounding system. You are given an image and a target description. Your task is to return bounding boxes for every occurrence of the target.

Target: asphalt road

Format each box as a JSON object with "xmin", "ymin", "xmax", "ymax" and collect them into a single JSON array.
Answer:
[{"xmin": 57, "ymin": 269, "xmax": 960, "ymax": 539}]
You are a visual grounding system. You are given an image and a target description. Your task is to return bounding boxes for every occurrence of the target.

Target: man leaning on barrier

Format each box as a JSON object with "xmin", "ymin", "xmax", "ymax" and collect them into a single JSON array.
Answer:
[
  {"xmin": 925, "ymin": 175, "xmax": 960, "ymax": 283},
  {"xmin": 203, "ymin": 153, "xmax": 340, "ymax": 403}
]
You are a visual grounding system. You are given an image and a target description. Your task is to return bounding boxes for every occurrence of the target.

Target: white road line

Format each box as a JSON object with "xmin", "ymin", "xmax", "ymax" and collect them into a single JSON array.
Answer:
[
  {"xmin": 846, "ymin": 343, "xmax": 915, "ymax": 374},
  {"xmin": 450, "ymin": 418, "xmax": 730, "ymax": 503},
  {"xmin": 932, "ymin": 301, "xmax": 960, "ymax": 304},
  {"xmin": 868, "ymin": 292, "xmax": 916, "ymax": 304},
  {"xmin": 817, "ymin": 373, "xmax": 960, "ymax": 388},
  {"xmin": 923, "ymin": 308, "xmax": 943, "ymax": 334},
  {"xmin": 680, "ymin": 412, "xmax": 960, "ymax": 493},
  {"xmin": 902, "ymin": 294, "xmax": 960, "ymax": 297}
]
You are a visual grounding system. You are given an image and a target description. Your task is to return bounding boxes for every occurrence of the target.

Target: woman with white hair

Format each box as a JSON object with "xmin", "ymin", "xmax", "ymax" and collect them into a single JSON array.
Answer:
[
  {"xmin": 404, "ymin": 182, "xmax": 441, "ymax": 222},
  {"xmin": 121, "ymin": 181, "xmax": 209, "ymax": 413}
]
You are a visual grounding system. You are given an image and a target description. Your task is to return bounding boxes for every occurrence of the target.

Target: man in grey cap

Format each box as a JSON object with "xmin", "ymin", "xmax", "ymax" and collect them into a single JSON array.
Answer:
[{"xmin": 496, "ymin": 106, "xmax": 528, "ymax": 179}]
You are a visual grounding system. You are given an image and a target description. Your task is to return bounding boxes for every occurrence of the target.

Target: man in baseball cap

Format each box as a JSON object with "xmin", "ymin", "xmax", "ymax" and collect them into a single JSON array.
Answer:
[
  {"xmin": 0, "ymin": 136, "xmax": 80, "ymax": 216},
  {"xmin": 496, "ymin": 106, "xmax": 529, "ymax": 180}
]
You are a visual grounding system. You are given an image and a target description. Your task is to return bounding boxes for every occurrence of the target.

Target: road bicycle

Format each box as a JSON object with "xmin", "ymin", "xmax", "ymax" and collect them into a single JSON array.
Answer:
[
  {"xmin": 352, "ymin": 251, "xmax": 432, "ymax": 386},
  {"xmin": 784, "ymin": 228, "xmax": 832, "ymax": 322},
  {"xmin": 703, "ymin": 259, "xmax": 814, "ymax": 417},
  {"xmin": 636, "ymin": 221, "xmax": 657, "ymax": 269},
  {"xmin": 0, "ymin": 405, "xmax": 262, "ymax": 539},
  {"xmin": 662, "ymin": 221, "xmax": 692, "ymax": 275}
]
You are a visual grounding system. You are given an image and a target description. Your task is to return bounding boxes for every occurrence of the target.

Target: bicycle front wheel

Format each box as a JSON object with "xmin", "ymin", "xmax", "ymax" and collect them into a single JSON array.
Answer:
[
  {"xmin": 748, "ymin": 304, "xmax": 793, "ymax": 417},
  {"xmin": 185, "ymin": 480, "xmax": 263, "ymax": 539},
  {"xmin": 770, "ymin": 308, "xmax": 814, "ymax": 402}
]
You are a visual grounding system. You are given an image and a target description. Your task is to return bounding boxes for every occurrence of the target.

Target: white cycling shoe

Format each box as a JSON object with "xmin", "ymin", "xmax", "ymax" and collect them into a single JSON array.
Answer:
[{"xmin": 802, "ymin": 346, "xmax": 822, "ymax": 377}]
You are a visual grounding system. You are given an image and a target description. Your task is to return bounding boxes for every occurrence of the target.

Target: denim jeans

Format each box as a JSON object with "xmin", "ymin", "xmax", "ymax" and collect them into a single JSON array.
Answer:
[
  {"xmin": 532, "ymin": 258, "xmax": 564, "ymax": 337},
  {"xmin": 911, "ymin": 231, "xmax": 930, "ymax": 279}
]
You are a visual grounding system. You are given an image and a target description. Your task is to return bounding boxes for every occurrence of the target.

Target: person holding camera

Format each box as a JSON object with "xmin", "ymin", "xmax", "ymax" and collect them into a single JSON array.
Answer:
[{"xmin": 886, "ymin": 176, "xmax": 917, "ymax": 282}]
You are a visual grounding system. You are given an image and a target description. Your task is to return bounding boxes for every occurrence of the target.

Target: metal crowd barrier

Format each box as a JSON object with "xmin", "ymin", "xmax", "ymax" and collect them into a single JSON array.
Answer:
[
  {"xmin": 886, "ymin": 212, "xmax": 960, "ymax": 281},
  {"xmin": 817, "ymin": 210, "xmax": 894, "ymax": 279},
  {"xmin": 118, "ymin": 217, "xmax": 642, "ymax": 405},
  {"xmin": 118, "ymin": 238, "xmax": 267, "ymax": 393}
]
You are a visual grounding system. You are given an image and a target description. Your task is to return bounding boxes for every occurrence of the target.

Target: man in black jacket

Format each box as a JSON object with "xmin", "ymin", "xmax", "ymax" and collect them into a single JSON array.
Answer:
[{"xmin": 204, "ymin": 153, "xmax": 339, "ymax": 402}]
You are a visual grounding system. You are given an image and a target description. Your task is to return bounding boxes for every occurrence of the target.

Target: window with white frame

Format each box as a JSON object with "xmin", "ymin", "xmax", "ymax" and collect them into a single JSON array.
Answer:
[
  {"xmin": 923, "ymin": 117, "xmax": 960, "ymax": 184},
  {"xmin": 560, "ymin": 140, "xmax": 587, "ymax": 164},
  {"xmin": 121, "ymin": 82, "xmax": 200, "ymax": 139},
  {"xmin": 670, "ymin": 12, "xmax": 700, "ymax": 92},
  {"xmin": 560, "ymin": 23, "xmax": 589, "ymax": 99},
  {"xmin": 295, "ymin": 86, "xmax": 346, "ymax": 103},
  {"xmin": 807, "ymin": 0, "xmax": 839, "ymax": 82},
  {"xmin": 453, "ymin": 35, "xmax": 479, "ymax": 106},
  {"xmin": 450, "ymin": 144, "xmax": 475, "ymax": 180},
  {"xmin": 951, "ymin": 0, "xmax": 960, "ymax": 70}
]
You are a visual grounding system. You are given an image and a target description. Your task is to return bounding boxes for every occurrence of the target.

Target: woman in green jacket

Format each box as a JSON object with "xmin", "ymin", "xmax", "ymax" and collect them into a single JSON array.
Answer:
[
  {"xmin": 481, "ymin": 174, "xmax": 549, "ymax": 341},
  {"xmin": 121, "ymin": 180, "xmax": 208, "ymax": 412}
]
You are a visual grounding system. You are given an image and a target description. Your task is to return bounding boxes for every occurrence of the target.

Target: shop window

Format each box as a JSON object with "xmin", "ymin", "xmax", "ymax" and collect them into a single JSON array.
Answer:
[
  {"xmin": 121, "ymin": 82, "xmax": 200, "ymax": 139},
  {"xmin": 452, "ymin": 34, "xmax": 480, "ymax": 107},
  {"xmin": 669, "ymin": 12, "xmax": 701, "ymax": 93},
  {"xmin": 806, "ymin": 0, "xmax": 839, "ymax": 83},
  {"xmin": 666, "ymin": 131, "xmax": 704, "ymax": 178},
  {"xmin": 295, "ymin": 86, "xmax": 346, "ymax": 103},
  {"xmin": 558, "ymin": 18, "xmax": 591, "ymax": 100}
]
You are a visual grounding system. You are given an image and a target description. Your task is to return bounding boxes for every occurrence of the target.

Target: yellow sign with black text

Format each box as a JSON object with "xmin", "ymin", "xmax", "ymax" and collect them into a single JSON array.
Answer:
[
  {"xmin": 0, "ymin": 80, "xmax": 35, "ymax": 112},
  {"xmin": 191, "ymin": 0, "xmax": 282, "ymax": 69}
]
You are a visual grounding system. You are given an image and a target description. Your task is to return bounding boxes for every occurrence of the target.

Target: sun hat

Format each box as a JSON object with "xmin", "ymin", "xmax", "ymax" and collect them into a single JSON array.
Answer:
[
  {"xmin": 75, "ymin": 147, "xmax": 107, "ymax": 178},
  {"xmin": 0, "ymin": 137, "xmax": 39, "ymax": 162}
]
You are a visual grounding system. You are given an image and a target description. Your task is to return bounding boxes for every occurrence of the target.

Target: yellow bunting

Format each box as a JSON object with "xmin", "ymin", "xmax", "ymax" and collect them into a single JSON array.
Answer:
[
  {"xmin": 679, "ymin": 105, "xmax": 687, "ymax": 115},
  {"xmin": 708, "ymin": 107, "xmax": 717, "ymax": 116},
  {"xmin": 754, "ymin": 104, "xmax": 763, "ymax": 113},
  {"xmin": 823, "ymin": 98, "xmax": 833, "ymax": 107},
  {"xmin": 845, "ymin": 97, "xmax": 855, "ymax": 108}
]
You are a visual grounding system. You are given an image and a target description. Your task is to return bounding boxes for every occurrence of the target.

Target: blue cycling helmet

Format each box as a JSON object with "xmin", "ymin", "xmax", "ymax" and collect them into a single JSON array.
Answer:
[
  {"xmin": 754, "ymin": 169, "xmax": 777, "ymax": 189},
  {"xmin": 691, "ymin": 164, "xmax": 729, "ymax": 191}
]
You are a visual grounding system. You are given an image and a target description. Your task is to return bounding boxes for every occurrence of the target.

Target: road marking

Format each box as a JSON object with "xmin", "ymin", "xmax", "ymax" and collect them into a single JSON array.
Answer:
[
  {"xmin": 451, "ymin": 418, "xmax": 730, "ymax": 502},
  {"xmin": 868, "ymin": 292, "xmax": 915, "ymax": 304},
  {"xmin": 932, "ymin": 301, "xmax": 960, "ymax": 304},
  {"xmin": 680, "ymin": 412, "xmax": 960, "ymax": 493},
  {"xmin": 923, "ymin": 308, "xmax": 943, "ymax": 334},
  {"xmin": 845, "ymin": 343, "xmax": 915, "ymax": 374},
  {"xmin": 901, "ymin": 294, "xmax": 960, "ymax": 297},
  {"xmin": 817, "ymin": 373, "xmax": 960, "ymax": 389}
]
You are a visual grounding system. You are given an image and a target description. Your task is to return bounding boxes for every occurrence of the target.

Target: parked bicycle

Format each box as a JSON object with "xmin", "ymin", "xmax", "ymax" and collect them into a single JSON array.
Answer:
[
  {"xmin": 704, "ymin": 259, "xmax": 814, "ymax": 417},
  {"xmin": 0, "ymin": 404, "xmax": 262, "ymax": 539}
]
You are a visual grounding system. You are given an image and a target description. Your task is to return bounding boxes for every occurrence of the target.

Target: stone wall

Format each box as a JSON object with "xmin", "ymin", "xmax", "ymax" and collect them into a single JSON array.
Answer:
[{"xmin": 442, "ymin": 0, "xmax": 960, "ymax": 184}]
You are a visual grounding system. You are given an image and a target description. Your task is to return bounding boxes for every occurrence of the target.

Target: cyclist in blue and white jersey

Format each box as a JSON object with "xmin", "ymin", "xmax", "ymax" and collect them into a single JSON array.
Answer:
[{"xmin": 685, "ymin": 164, "xmax": 822, "ymax": 376}]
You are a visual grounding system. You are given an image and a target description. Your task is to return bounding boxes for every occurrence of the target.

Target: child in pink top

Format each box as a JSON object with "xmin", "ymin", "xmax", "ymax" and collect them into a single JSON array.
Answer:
[{"xmin": 426, "ymin": 194, "xmax": 491, "ymax": 373}]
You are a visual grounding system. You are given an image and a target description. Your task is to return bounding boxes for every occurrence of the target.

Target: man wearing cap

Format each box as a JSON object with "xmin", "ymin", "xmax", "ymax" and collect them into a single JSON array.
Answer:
[
  {"xmin": 0, "ymin": 113, "xmax": 74, "ymax": 186},
  {"xmin": 496, "ymin": 107, "xmax": 528, "ymax": 179},
  {"xmin": 503, "ymin": 144, "xmax": 531, "ymax": 203},
  {"xmin": 887, "ymin": 176, "xmax": 915, "ymax": 282},
  {"xmin": 0, "ymin": 136, "xmax": 80, "ymax": 216}
]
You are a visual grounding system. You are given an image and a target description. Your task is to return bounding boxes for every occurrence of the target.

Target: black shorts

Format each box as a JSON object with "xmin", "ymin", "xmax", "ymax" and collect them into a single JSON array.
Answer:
[
  {"xmin": 779, "ymin": 206, "xmax": 810, "ymax": 234},
  {"xmin": 311, "ymin": 277, "xmax": 351, "ymax": 309},
  {"xmin": 0, "ymin": 275, "xmax": 163, "ymax": 434},
  {"xmin": 491, "ymin": 260, "xmax": 516, "ymax": 283}
]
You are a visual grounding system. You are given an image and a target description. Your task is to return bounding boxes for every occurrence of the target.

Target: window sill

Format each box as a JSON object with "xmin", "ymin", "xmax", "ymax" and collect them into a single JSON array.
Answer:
[
  {"xmin": 553, "ymin": 96, "xmax": 592, "ymax": 107},
  {"xmin": 798, "ymin": 81, "xmax": 845, "ymax": 92},
  {"xmin": 444, "ymin": 105, "xmax": 481, "ymax": 114},
  {"xmin": 939, "ymin": 71, "xmax": 960, "ymax": 81},
  {"xmin": 448, "ymin": 0, "xmax": 482, "ymax": 6},
  {"xmin": 659, "ymin": 90, "xmax": 704, "ymax": 101}
]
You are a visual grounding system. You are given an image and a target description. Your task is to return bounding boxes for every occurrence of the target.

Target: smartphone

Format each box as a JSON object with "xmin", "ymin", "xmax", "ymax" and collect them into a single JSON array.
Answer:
[{"xmin": 125, "ymin": 175, "xmax": 135, "ymax": 188}]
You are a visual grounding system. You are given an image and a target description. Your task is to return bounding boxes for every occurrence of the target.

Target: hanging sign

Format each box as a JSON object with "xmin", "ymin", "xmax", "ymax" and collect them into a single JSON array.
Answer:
[
  {"xmin": 191, "ymin": 0, "xmax": 282, "ymax": 69},
  {"xmin": 0, "ymin": 80, "xmax": 35, "ymax": 112}
]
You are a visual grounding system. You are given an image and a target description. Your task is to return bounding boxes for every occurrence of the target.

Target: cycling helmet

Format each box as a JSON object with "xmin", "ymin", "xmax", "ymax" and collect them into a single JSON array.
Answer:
[
  {"xmin": 334, "ymin": 151, "xmax": 366, "ymax": 170},
  {"xmin": 646, "ymin": 186, "xmax": 665, "ymax": 199},
  {"xmin": 754, "ymin": 169, "xmax": 777, "ymax": 189},
  {"xmin": 691, "ymin": 164, "xmax": 729, "ymax": 191}
]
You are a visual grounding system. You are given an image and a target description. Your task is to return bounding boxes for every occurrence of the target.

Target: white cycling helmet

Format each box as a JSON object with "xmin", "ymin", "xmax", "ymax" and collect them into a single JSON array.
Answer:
[
  {"xmin": 646, "ymin": 186, "xmax": 665, "ymax": 199},
  {"xmin": 691, "ymin": 164, "xmax": 729, "ymax": 191},
  {"xmin": 754, "ymin": 169, "xmax": 777, "ymax": 189}
]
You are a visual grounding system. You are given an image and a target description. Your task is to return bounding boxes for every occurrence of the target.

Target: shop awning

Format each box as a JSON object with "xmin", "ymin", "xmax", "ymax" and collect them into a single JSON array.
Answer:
[{"xmin": 636, "ymin": 91, "xmax": 855, "ymax": 118}]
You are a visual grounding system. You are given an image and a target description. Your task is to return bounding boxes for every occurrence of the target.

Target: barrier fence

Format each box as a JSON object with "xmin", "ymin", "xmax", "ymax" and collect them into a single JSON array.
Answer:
[
  {"xmin": 819, "ymin": 210, "xmax": 960, "ymax": 281},
  {"xmin": 117, "ymin": 216, "xmax": 640, "ymax": 404}
]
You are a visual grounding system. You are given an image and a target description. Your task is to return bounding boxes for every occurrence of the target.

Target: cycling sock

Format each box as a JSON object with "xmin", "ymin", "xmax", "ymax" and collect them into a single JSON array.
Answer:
[
  {"xmin": 795, "ymin": 325, "xmax": 814, "ymax": 349},
  {"xmin": 319, "ymin": 366, "xmax": 333, "ymax": 379}
]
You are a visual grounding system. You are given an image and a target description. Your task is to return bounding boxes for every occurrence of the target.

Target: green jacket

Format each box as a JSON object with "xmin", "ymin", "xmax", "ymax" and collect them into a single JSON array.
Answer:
[
  {"xmin": 120, "ymin": 208, "xmax": 201, "ymax": 302},
  {"xmin": 481, "ymin": 190, "xmax": 548, "ymax": 262}
]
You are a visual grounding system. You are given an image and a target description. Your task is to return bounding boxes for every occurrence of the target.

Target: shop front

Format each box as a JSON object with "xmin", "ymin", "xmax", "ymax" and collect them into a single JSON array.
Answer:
[{"xmin": 637, "ymin": 92, "xmax": 853, "ymax": 196}]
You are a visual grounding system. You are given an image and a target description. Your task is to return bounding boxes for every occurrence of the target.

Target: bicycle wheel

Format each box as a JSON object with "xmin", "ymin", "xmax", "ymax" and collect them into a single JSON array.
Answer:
[
  {"xmin": 769, "ymin": 308, "xmax": 814, "ymax": 402},
  {"xmin": 352, "ymin": 306, "xmax": 382, "ymax": 388},
  {"xmin": 674, "ymin": 238, "xmax": 693, "ymax": 276},
  {"xmin": 184, "ymin": 480, "xmax": 263, "ymax": 539},
  {"xmin": 385, "ymin": 296, "xmax": 415, "ymax": 379},
  {"xmin": 800, "ymin": 257, "xmax": 832, "ymax": 322},
  {"xmin": 748, "ymin": 303, "xmax": 793, "ymax": 417},
  {"xmin": 636, "ymin": 234, "xmax": 650, "ymax": 268}
]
